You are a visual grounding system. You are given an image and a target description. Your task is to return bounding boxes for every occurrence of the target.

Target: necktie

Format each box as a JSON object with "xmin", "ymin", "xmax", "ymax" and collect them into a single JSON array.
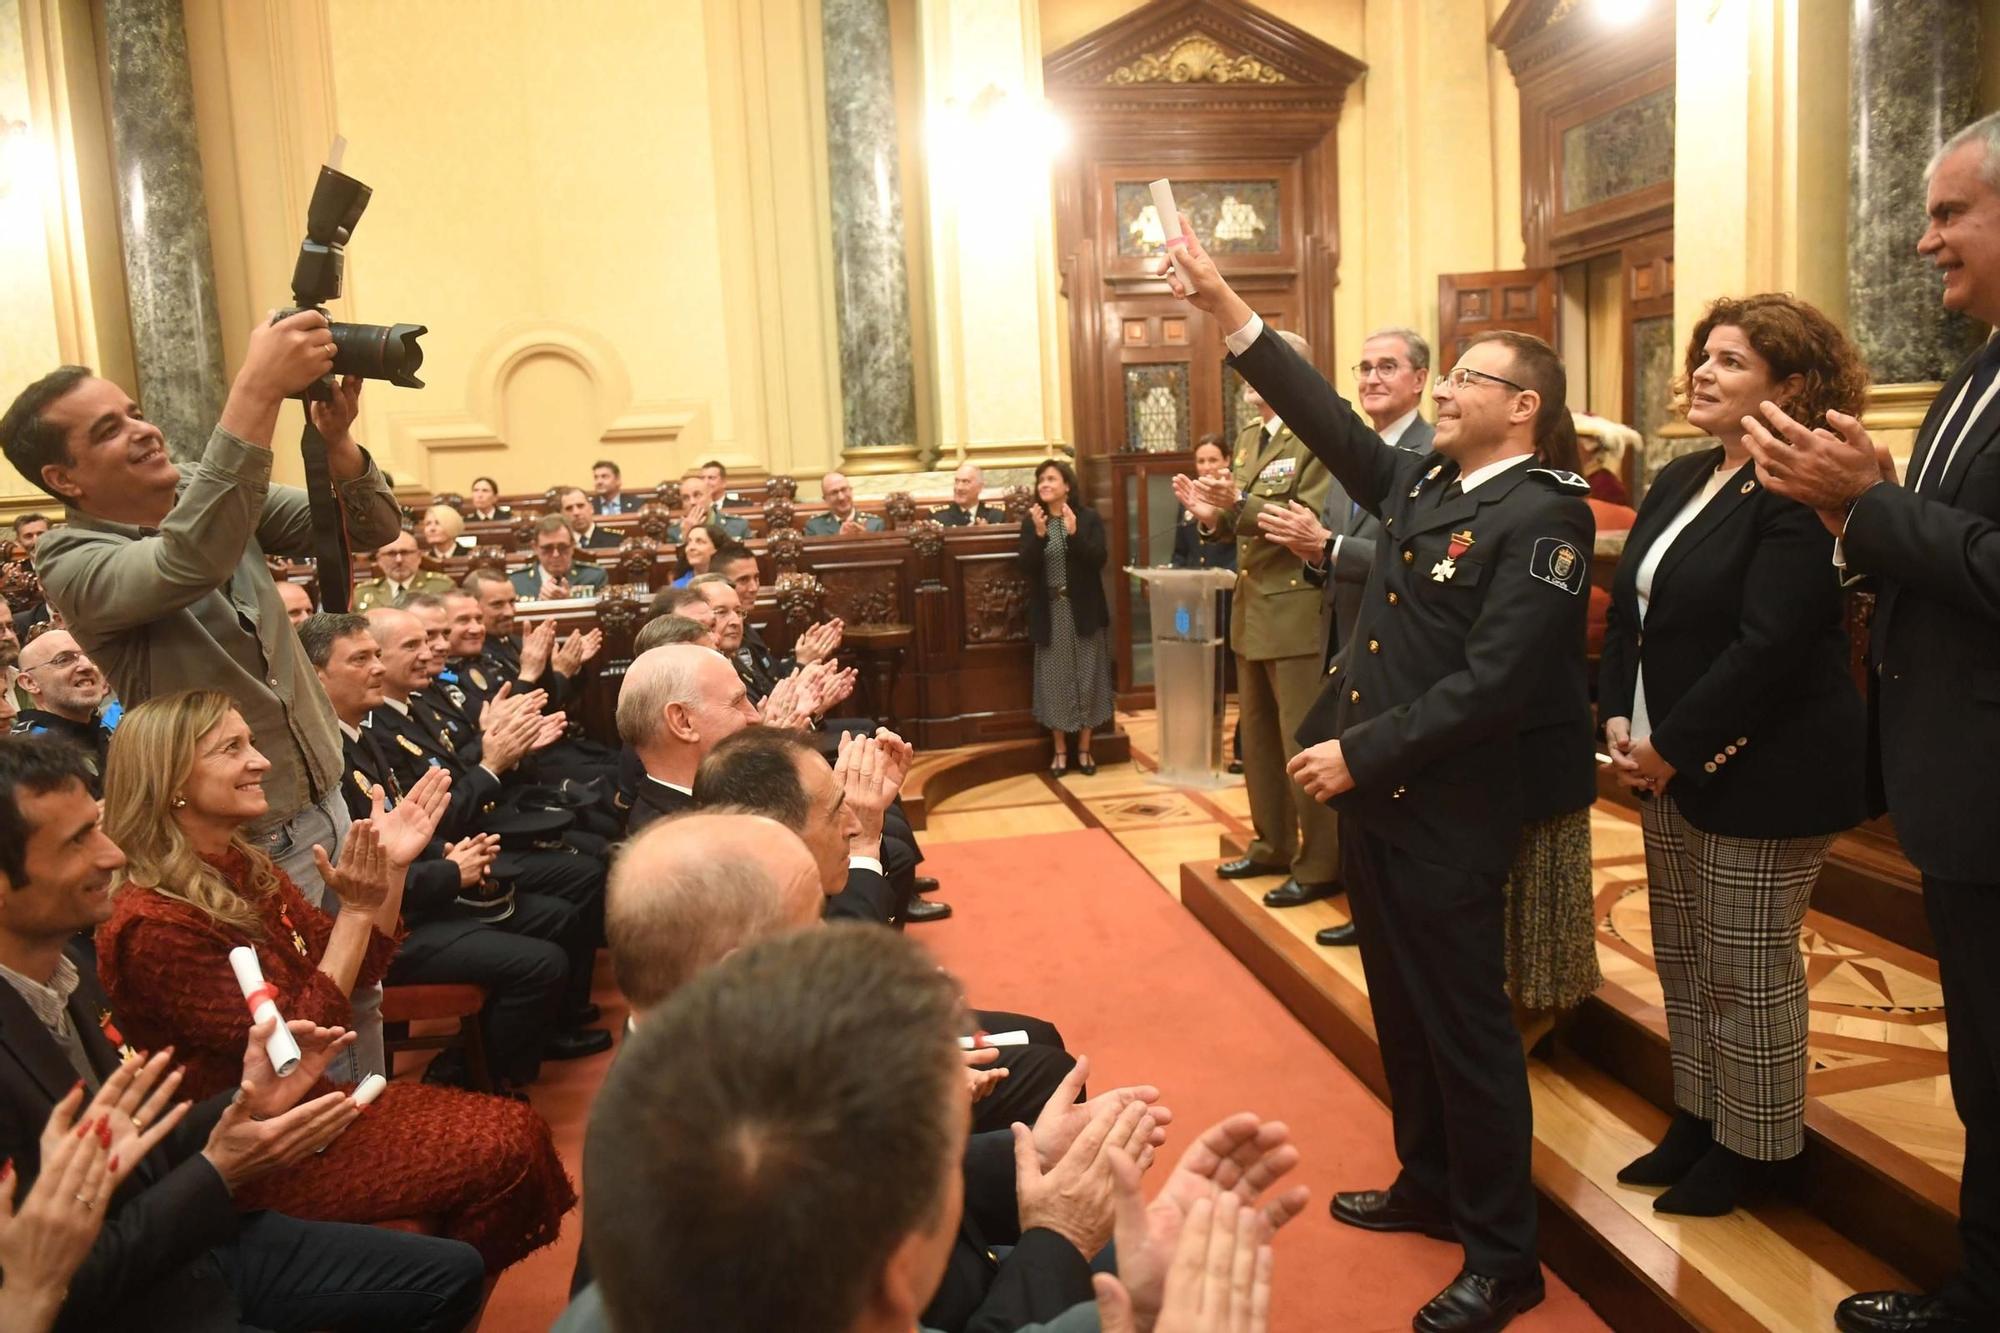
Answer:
[{"xmin": 1916, "ymin": 339, "xmax": 2000, "ymax": 496}]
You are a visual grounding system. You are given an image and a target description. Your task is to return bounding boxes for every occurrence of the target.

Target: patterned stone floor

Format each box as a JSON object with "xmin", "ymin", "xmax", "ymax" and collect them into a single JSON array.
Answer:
[{"xmin": 924, "ymin": 709, "xmax": 1963, "ymax": 1183}]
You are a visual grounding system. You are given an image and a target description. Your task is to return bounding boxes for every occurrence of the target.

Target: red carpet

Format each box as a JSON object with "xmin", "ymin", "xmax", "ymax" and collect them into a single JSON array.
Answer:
[{"xmin": 915, "ymin": 828, "xmax": 1608, "ymax": 1333}]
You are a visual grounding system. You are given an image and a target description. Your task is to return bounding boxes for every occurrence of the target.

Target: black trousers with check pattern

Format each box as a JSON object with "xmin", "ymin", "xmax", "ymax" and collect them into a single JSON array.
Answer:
[{"xmin": 1640, "ymin": 792, "xmax": 1833, "ymax": 1160}]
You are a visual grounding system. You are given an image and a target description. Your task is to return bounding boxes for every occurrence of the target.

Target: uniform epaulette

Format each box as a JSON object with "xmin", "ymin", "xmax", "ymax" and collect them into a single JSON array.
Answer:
[{"xmin": 1525, "ymin": 468, "xmax": 1591, "ymax": 492}]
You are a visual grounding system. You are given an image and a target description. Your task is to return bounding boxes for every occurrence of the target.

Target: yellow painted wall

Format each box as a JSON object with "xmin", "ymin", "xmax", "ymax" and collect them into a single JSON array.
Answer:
[{"xmin": 184, "ymin": 0, "xmax": 843, "ymax": 497}]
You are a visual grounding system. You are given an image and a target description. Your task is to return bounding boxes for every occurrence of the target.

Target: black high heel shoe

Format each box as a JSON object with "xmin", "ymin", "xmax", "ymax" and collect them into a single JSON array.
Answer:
[{"xmin": 1077, "ymin": 754, "xmax": 1097, "ymax": 776}]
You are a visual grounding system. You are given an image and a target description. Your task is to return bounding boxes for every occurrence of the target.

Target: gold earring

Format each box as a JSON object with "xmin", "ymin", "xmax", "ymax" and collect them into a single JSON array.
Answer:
[{"xmin": 171, "ymin": 797, "xmax": 186, "ymax": 809}]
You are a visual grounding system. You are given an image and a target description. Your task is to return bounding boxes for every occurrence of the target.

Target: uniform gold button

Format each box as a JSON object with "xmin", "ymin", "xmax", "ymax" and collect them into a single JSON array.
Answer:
[
  {"xmin": 1349, "ymin": 689, "xmax": 1360, "ymax": 702},
  {"xmin": 1737, "ymin": 736, "xmax": 1748, "ymax": 746},
  {"xmin": 1403, "ymin": 550, "xmax": 1414, "ymax": 565},
  {"xmin": 1368, "ymin": 639, "xmax": 1380, "ymax": 653},
  {"xmin": 1725, "ymin": 745, "xmax": 1737, "ymax": 755},
  {"xmin": 1703, "ymin": 761, "xmax": 1718, "ymax": 773},
  {"xmin": 1387, "ymin": 591, "xmax": 1399, "ymax": 605}
]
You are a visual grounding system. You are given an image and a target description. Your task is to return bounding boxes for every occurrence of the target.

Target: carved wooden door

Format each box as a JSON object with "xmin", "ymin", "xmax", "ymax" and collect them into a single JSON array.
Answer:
[{"xmin": 1436, "ymin": 268, "xmax": 1560, "ymax": 360}]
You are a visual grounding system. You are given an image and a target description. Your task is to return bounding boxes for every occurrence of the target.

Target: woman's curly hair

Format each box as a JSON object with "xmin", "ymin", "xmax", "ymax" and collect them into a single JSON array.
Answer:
[{"xmin": 1670, "ymin": 293, "xmax": 1870, "ymax": 429}]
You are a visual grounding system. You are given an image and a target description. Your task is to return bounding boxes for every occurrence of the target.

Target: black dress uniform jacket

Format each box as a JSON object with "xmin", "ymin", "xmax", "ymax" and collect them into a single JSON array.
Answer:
[
  {"xmin": 340, "ymin": 724, "xmax": 487, "ymax": 948},
  {"xmin": 933, "ymin": 501, "xmax": 1008, "ymax": 527},
  {"xmin": 1230, "ymin": 327, "xmax": 1594, "ymax": 876},
  {"xmin": 1598, "ymin": 446, "xmax": 1866, "ymax": 839}
]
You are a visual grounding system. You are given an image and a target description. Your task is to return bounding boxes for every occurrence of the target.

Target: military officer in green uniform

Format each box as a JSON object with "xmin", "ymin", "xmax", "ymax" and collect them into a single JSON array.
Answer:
[
  {"xmin": 1174, "ymin": 328, "xmax": 1341, "ymax": 908},
  {"xmin": 352, "ymin": 529, "xmax": 454, "ymax": 612}
]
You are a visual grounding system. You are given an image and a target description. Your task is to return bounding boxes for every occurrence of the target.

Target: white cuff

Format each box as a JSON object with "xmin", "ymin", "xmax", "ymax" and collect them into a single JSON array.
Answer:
[
  {"xmin": 1329, "ymin": 534, "xmax": 1344, "ymax": 569},
  {"xmin": 1223, "ymin": 313, "xmax": 1264, "ymax": 357},
  {"xmin": 848, "ymin": 854, "xmax": 884, "ymax": 876}
]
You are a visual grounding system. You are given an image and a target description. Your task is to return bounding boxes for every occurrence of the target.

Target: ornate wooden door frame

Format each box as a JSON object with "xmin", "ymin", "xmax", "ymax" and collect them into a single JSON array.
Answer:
[{"xmin": 1046, "ymin": 0, "xmax": 1364, "ymax": 485}]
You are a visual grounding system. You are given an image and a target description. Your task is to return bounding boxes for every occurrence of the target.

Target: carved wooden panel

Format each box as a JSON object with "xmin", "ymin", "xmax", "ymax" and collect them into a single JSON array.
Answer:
[
  {"xmin": 817, "ymin": 566, "xmax": 903, "ymax": 627},
  {"xmin": 961, "ymin": 556, "xmax": 1031, "ymax": 644}
]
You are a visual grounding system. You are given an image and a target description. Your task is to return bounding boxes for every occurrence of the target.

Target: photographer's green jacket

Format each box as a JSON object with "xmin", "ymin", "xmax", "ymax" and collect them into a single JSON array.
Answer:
[{"xmin": 36, "ymin": 426, "xmax": 402, "ymax": 838}]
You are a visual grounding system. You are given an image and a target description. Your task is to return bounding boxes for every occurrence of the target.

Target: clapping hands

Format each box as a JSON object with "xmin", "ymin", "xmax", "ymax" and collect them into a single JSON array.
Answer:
[
  {"xmin": 792, "ymin": 619, "xmax": 844, "ymax": 666},
  {"xmin": 1255, "ymin": 500, "xmax": 1331, "ymax": 563},
  {"xmin": 1095, "ymin": 1111, "xmax": 1308, "ymax": 1333}
]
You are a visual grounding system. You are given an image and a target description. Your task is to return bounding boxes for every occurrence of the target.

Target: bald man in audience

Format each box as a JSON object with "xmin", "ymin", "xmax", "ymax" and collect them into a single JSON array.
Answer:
[
  {"xmin": 934, "ymin": 461, "xmax": 1006, "ymax": 527},
  {"xmin": 10, "ymin": 628, "xmax": 114, "ymax": 793},
  {"xmin": 276, "ymin": 579, "xmax": 314, "ymax": 625},
  {"xmin": 352, "ymin": 529, "xmax": 453, "ymax": 612},
  {"xmin": 668, "ymin": 471, "xmax": 750, "ymax": 542},
  {"xmin": 804, "ymin": 471, "xmax": 885, "ymax": 536},
  {"xmin": 571, "ymin": 857, "xmax": 1186, "ymax": 1333},
  {"xmin": 617, "ymin": 644, "xmax": 761, "ymax": 834}
]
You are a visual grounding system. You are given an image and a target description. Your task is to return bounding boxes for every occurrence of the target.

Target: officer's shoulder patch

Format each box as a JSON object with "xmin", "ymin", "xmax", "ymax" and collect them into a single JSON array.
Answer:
[
  {"xmin": 1530, "ymin": 536, "xmax": 1587, "ymax": 594},
  {"xmin": 352, "ymin": 769, "xmax": 372, "ymax": 794},
  {"xmin": 1526, "ymin": 467, "xmax": 1591, "ymax": 493},
  {"xmin": 394, "ymin": 734, "xmax": 425, "ymax": 756}
]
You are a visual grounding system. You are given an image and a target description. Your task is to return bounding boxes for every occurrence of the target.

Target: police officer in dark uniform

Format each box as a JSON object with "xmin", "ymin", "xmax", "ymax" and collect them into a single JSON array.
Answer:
[
  {"xmin": 1162, "ymin": 233, "xmax": 1589, "ymax": 1333},
  {"xmin": 299, "ymin": 612, "xmax": 610, "ymax": 1090}
]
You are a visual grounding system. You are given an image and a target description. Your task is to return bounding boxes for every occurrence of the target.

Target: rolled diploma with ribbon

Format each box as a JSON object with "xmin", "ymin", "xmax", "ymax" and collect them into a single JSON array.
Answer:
[
  {"xmin": 351, "ymin": 1073, "xmax": 387, "ymax": 1107},
  {"xmin": 228, "ymin": 946, "xmax": 303, "ymax": 1076},
  {"xmin": 1149, "ymin": 178, "xmax": 1189, "ymax": 281}
]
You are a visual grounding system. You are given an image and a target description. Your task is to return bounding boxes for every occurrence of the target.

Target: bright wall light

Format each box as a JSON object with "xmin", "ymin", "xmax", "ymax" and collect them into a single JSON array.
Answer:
[
  {"xmin": 926, "ymin": 84, "xmax": 1068, "ymax": 184},
  {"xmin": 1592, "ymin": 0, "xmax": 1651, "ymax": 25}
]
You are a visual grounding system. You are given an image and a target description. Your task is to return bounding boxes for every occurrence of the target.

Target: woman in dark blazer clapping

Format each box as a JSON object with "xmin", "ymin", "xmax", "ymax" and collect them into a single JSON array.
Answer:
[
  {"xmin": 1599, "ymin": 294, "xmax": 1868, "ymax": 1215},
  {"xmin": 1020, "ymin": 458, "xmax": 1113, "ymax": 775}
]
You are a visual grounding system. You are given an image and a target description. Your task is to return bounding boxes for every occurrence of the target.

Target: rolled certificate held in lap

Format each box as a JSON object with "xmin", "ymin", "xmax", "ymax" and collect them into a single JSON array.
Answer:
[{"xmin": 229, "ymin": 945, "xmax": 303, "ymax": 1076}]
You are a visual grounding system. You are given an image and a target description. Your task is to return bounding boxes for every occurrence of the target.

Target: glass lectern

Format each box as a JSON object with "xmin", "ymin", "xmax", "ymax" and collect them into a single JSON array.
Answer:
[{"xmin": 1125, "ymin": 566, "xmax": 1238, "ymax": 788}]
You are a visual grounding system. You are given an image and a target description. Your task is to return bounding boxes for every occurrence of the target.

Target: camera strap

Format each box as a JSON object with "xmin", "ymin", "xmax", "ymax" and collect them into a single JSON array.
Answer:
[{"xmin": 300, "ymin": 418, "xmax": 355, "ymax": 613}]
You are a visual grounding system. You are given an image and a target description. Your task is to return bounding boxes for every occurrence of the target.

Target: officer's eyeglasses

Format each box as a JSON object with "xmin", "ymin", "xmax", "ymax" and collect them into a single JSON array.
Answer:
[
  {"xmin": 1352, "ymin": 359, "xmax": 1406, "ymax": 381},
  {"xmin": 22, "ymin": 650, "xmax": 85, "ymax": 674},
  {"xmin": 1435, "ymin": 367, "xmax": 1528, "ymax": 394}
]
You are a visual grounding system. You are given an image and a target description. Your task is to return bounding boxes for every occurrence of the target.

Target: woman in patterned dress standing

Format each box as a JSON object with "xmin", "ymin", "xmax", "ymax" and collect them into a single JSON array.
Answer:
[{"xmin": 1019, "ymin": 459, "xmax": 1114, "ymax": 775}]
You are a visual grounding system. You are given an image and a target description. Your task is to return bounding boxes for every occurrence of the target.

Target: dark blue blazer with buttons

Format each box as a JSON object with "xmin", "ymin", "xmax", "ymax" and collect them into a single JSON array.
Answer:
[{"xmin": 1598, "ymin": 445, "xmax": 1866, "ymax": 840}]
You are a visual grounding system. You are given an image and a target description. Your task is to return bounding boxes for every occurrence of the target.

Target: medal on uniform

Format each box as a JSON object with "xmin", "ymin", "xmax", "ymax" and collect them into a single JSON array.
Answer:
[
  {"xmin": 1432, "ymin": 528, "xmax": 1474, "ymax": 582},
  {"xmin": 1409, "ymin": 463, "xmax": 1443, "ymax": 499}
]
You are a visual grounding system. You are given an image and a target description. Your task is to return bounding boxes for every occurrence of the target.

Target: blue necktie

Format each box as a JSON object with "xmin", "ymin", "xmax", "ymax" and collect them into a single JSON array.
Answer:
[{"xmin": 1917, "ymin": 339, "xmax": 2000, "ymax": 496}]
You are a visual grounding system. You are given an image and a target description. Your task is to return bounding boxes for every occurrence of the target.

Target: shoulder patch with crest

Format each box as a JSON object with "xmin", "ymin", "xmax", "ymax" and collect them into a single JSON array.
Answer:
[
  {"xmin": 395, "ymin": 734, "xmax": 425, "ymax": 756},
  {"xmin": 1530, "ymin": 536, "xmax": 1587, "ymax": 594},
  {"xmin": 1526, "ymin": 467, "xmax": 1591, "ymax": 493}
]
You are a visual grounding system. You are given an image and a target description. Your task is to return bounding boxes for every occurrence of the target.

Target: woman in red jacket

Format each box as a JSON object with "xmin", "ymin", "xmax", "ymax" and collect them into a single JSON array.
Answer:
[{"xmin": 96, "ymin": 690, "xmax": 575, "ymax": 1272}]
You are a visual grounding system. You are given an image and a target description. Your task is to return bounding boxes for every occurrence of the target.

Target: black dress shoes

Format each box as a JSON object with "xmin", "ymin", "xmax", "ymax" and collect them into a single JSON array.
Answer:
[
  {"xmin": 1327, "ymin": 1189, "xmax": 1455, "ymax": 1239},
  {"xmin": 1263, "ymin": 878, "xmax": 1338, "ymax": 908},
  {"xmin": 905, "ymin": 896, "xmax": 953, "ymax": 923},
  {"xmin": 1836, "ymin": 1292, "xmax": 1981, "ymax": 1332},
  {"xmin": 913, "ymin": 876, "xmax": 940, "ymax": 895},
  {"xmin": 1414, "ymin": 1269, "xmax": 1545, "ymax": 1333},
  {"xmin": 1226, "ymin": 759, "xmax": 1244, "ymax": 774},
  {"xmin": 546, "ymin": 1028, "xmax": 613, "ymax": 1060},
  {"xmin": 564, "ymin": 1003, "xmax": 602, "ymax": 1027},
  {"xmin": 1217, "ymin": 855, "xmax": 1285, "ymax": 879},
  {"xmin": 1315, "ymin": 922, "xmax": 1358, "ymax": 947}
]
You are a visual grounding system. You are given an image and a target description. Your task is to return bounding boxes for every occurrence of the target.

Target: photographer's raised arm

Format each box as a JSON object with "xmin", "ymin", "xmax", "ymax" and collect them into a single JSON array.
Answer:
[
  {"xmin": 253, "ymin": 371, "xmax": 403, "ymax": 560},
  {"xmin": 34, "ymin": 313, "xmax": 390, "ymax": 632},
  {"xmin": 1156, "ymin": 216, "xmax": 1403, "ymax": 515}
]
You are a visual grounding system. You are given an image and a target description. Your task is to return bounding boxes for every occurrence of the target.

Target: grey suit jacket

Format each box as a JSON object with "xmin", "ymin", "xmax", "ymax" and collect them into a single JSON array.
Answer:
[{"xmin": 1308, "ymin": 414, "xmax": 1433, "ymax": 669}]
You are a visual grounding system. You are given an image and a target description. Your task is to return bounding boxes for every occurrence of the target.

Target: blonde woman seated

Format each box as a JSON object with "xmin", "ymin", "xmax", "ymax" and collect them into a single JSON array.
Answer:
[
  {"xmin": 419, "ymin": 503, "xmax": 468, "ymax": 560},
  {"xmin": 95, "ymin": 690, "xmax": 576, "ymax": 1272}
]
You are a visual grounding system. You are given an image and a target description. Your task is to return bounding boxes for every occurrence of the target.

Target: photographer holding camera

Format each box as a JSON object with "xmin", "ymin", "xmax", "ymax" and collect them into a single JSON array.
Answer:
[{"xmin": 0, "ymin": 309, "xmax": 404, "ymax": 1077}]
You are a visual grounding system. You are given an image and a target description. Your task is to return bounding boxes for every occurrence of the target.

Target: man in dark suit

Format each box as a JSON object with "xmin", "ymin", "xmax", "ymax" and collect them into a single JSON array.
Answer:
[
  {"xmin": 1747, "ymin": 111, "xmax": 2000, "ymax": 1333},
  {"xmin": 511, "ymin": 516, "xmax": 610, "ymax": 600},
  {"xmin": 934, "ymin": 461, "xmax": 1008, "ymax": 526},
  {"xmin": 561, "ymin": 486, "xmax": 624, "ymax": 550},
  {"xmin": 1166, "ymin": 233, "xmax": 1590, "ymax": 1332},
  {"xmin": 589, "ymin": 460, "xmax": 630, "ymax": 515},
  {"xmin": 665, "ymin": 473, "xmax": 752, "ymax": 543},
  {"xmin": 1257, "ymin": 327, "xmax": 1434, "ymax": 948},
  {"xmin": 0, "ymin": 735, "xmax": 485, "ymax": 1332},
  {"xmin": 616, "ymin": 643, "xmax": 759, "ymax": 836}
]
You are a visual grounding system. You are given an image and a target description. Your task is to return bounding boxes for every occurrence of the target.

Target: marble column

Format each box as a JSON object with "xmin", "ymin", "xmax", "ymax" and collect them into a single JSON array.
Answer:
[
  {"xmin": 102, "ymin": 0, "xmax": 227, "ymax": 463},
  {"xmin": 1847, "ymin": 0, "xmax": 1985, "ymax": 384},
  {"xmin": 822, "ymin": 0, "xmax": 921, "ymax": 468}
]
